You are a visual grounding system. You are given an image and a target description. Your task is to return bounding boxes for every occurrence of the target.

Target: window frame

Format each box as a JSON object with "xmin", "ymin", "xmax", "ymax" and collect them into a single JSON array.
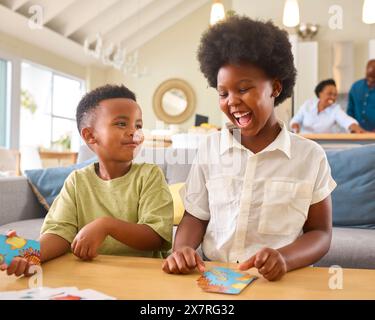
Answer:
[
  {"xmin": 0, "ymin": 48, "xmax": 21, "ymax": 149},
  {"xmin": 19, "ymin": 60, "xmax": 85, "ymax": 150}
]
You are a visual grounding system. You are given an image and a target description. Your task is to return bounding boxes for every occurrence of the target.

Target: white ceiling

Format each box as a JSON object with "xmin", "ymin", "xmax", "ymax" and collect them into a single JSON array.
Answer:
[{"xmin": 0, "ymin": 0, "xmax": 210, "ymax": 66}]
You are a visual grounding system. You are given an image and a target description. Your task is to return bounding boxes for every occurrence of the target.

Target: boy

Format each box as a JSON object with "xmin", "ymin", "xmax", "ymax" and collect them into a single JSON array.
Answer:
[
  {"xmin": 2, "ymin": 84, "xmax": 173, "ymax": 277},
  {"xmin": 162, "ymin": 17, "xmax": 336, "ymax": 281}
]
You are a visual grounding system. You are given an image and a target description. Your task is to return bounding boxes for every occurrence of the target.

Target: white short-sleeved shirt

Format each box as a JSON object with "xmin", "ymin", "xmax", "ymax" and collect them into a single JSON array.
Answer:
[
  {"xmin": 290, "ymin": 98, "xmax": 358, "ymax": 133},
  {"xmin": 183, "ymin": 122, "xmax": 337, "ymax": 263}
]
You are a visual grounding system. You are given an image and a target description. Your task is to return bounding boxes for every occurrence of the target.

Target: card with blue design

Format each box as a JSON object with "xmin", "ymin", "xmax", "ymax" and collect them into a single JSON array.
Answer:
[
  {"xmin": 0, "ymin": 231, "xmax": 41, "ymax": 266},
  {"xmin": 197, "ymin": 266, "xmax": 258, "ymax": 294}
]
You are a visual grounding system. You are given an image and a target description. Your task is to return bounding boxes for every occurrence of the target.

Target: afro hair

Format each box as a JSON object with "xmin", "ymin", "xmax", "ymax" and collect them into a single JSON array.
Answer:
[
  {"xmin": 76, "ymin": 84, "xmax": 136, "ymax": 132},
  {"xmin": 197, "ymin": 15, "xmax": 297, "ymax": 106}
]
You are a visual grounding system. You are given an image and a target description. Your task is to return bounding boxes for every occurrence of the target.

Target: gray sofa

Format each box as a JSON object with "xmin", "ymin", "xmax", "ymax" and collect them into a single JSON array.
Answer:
[{"xmin": 1, "ymin": 146, "xmax": 374, "ymax": 269}]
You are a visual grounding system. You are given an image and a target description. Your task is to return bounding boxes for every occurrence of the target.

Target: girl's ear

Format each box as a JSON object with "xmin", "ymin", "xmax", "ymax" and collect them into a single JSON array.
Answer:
[
  {"xmin": 271, "ymin": 79, "xmax": 283, "ymax": 98},
  {"xmin": 81, "ymin": 127, "xmax": 96, "ymax": 145}
]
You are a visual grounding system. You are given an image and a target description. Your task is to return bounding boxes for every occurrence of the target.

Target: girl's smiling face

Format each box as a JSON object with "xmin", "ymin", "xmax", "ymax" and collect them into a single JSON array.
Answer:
[{"xmin": 217, "ymin": 63, "xmax": 281, "ymax": 137}]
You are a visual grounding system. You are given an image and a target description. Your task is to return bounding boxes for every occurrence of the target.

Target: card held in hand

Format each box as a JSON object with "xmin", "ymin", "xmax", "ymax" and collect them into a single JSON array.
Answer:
[
  {"xmin": 197, "ymin": 266, "xmax": 258, "ymax": 295},
  {"xmin": 0, "ymin": 231, "xmax": 41, "ymax": 266}
]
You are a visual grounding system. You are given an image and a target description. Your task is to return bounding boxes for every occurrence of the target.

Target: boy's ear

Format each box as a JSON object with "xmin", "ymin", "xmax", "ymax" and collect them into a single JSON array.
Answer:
[{"xmin": 81, "ymin": 127, "xmax": 96, "ymax": 145}]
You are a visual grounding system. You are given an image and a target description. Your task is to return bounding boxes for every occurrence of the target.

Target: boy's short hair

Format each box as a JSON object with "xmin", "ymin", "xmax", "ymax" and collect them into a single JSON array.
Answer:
[
  {"xmin": 197, "ymin": 16, "xmax": 297, "ymax": 106},
  {"xmin": 76, "ymin": 84, "xmax": 136, "ymax": 132},
  {"xmin": 314, "ymin": 79, "xmax": 336, "ymax": 98}
]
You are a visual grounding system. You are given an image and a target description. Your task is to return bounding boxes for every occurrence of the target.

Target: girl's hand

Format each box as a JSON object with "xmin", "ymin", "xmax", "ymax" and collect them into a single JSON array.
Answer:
[
  {"xmin": 239, "ymin": 248, "xmax": 288, "ymax": 281},
  {"xmin": 71, "ymin": 217, "xmax": 110, "ymax": 261},
  {"xmin": 162, "ymin": 246, "xmax": 205, "ymax": 274}
]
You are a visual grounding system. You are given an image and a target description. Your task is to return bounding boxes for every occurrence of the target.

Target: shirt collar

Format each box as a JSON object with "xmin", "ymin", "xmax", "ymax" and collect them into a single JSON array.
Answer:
[{"xmin": 220, "ymin": 121, "xmax": 291, "ymax": 159}]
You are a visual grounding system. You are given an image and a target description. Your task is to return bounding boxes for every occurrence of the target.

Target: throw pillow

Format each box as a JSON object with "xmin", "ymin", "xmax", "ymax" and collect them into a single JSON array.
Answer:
[
  {"xmin": 326, "ymin": 144, "xmax": 375, "ymax": 229},
  {"xmin": 25, "ymin": 157, "xmax": 97, "ymax": 211},
  {"xmin": 168, "ymin": 183, "xmax": 185, "ymax": 225}
]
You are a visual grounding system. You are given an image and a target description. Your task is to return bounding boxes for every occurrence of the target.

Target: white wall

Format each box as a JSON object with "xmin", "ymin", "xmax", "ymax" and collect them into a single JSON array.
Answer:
[
  {"xmin": 233, "ymin": 0, "xmax": 375, "ymax": 79},
  {"xmin": 370, "ymin": 40, "xmax": 375, "ymax": 59},
  {"xmin": 233, "ymin": 0, "xmax": 375, "ymax": 93}
]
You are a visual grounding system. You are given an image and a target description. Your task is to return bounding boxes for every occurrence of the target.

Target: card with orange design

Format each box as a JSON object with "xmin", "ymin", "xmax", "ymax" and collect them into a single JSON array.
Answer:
[{"xmin": 197, "ymin": 266, "xmax": 258, "ymax": 294}]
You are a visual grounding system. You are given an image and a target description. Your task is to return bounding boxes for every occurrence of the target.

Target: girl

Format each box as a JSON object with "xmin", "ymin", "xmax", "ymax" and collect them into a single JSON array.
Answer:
[{"xmin": 162, "ymin": 16, "xmax": 336, "ymax": 281}]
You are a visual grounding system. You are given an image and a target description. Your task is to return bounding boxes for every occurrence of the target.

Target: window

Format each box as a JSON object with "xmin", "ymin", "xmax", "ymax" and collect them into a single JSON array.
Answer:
[
  {"xmin": 20, "ymin": 62, "xmax": 85, "ymax": 151},
  {"xmin": 0, "ymin": 58, "xmax": 9, "ymax": 147}
]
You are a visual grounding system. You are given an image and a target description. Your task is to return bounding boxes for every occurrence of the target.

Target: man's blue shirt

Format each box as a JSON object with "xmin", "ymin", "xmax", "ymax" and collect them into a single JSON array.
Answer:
[{"xmin": 347, "ymin": 79, "xmax": 375, "ymax": 131}]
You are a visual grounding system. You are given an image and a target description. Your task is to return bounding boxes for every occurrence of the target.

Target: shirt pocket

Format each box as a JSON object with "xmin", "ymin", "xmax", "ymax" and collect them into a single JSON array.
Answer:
[
  {"xmin": 205, "ymin": 176, "xmax": 241, "ymax": 232},
  {"xmin": 258, "ymin": 180, "xmax": 313, "ymax": 236}
]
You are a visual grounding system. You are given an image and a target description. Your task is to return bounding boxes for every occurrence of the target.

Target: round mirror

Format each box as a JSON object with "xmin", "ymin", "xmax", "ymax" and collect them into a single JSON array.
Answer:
[{"xmin": 153, "ymin": 79, "xmax": 196, "ymax": 124}]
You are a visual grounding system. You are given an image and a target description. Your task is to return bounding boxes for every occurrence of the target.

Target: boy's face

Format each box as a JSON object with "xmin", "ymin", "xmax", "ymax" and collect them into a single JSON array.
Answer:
[
  {"xmin": 83, "ymin": 98, "xmax": 144, "ymax": 162},
  {"xmin": 217, "ymin": 63, "xmax": 280, "ymax": 137}
]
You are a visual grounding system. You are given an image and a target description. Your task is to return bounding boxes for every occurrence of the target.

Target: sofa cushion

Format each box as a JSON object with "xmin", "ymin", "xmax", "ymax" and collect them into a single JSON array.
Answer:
[
  {"xmin": 24, "ymin": 157, "xmax": 96, "ymax": 210},
  {"xmin": 169, "ymin": 183, "xmax": 185, "ymax": 225},
  {"xmin": 326, "ymin": 144, "xmax": 375, "ymax": 229},
  {"xmin": 0, "ymin": 177, "xmax": 46, "ymax": 226},
  {"xmin": 0, "ymin": 218, "xmax": 44, "ymax": 241},
  {"xmin": 315, "ymin": 227, "xmax": 375, "ymax": 269}
]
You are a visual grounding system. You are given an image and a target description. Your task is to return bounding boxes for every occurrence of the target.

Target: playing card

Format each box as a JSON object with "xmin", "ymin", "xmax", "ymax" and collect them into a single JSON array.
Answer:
[
  {"xmin": 72, "ymin": 289, "xmax": 116, "ymax": 300},
  {"xmin": 0, "ymin": 234, "xmax": 41, "ymax": 266},
  {"xmin": 0, "ymin": 287, "xmax": 79, "ymax": 300},
  {"xmin": 0, "ymin": 287, "xmax": 116, "ymax": 300},
  {"xmin": 197, "ymin": 266, "xmax": 258, "ymax": 295}
]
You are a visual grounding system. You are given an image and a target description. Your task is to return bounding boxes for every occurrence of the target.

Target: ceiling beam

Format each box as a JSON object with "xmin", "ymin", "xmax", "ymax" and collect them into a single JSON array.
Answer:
[
  {"xmin": 10, "ymin": 0, "xmax": 29, "ymax": 11},
  {"xmin": 104, "ymin": 0, "xmax": 186, "ymax": 44},
  {"xmin": 71, "ymin": 0, "xmax": 154, "ymax": 44},
  {"xmin": 48, "ymin": 0, "xmax": 120, "ymax": 37},
  {"xmin": 116, "ymin": 0, "xmax": 210, "ymax": 52},
  {"xmin": 0, "ymin": 4, "xmax": 100, "ymax": 66},
  {"xmin": 40, "ymin": 0, "xmax": 78, "ymax": 24}
]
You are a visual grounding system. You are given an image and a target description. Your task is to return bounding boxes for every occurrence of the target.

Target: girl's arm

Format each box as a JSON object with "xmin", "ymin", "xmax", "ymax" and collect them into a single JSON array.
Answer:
[
  {"xmin": 239, "ymin": 196, "xmax": 332, "ymax": 281},
  {"xmin": 277, "ymin": 195, "xmax": 332, "ymax": 271},
  {"xmin": 173, "ymin": 211, "xmax": 209, "ymax": 251},
  {"xmin": 162, "ymin": 211, "xmax": 209, "ymax": 274}
]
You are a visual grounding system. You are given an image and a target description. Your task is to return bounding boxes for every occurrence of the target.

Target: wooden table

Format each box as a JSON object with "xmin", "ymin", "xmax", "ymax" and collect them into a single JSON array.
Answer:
[
  {"xmin": 301, "ymin": 133, "xmax": 375, "ymax": 146},
  {"xmin": 1, "ymin": 254, "xmax": 374, "ymax": 299}
]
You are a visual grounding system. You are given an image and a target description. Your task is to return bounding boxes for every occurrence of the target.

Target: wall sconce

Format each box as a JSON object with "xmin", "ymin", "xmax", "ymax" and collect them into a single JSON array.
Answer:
[
  {"xmin": 362, "ymin": 0, "xmax": 375, "ymax": 24},
  {"xmin": 210, "ymin": 0, "xmax": 226, "ymax": 26},
  {"xmin": 283, "ymin": 0, "xmax": 300, "ymax": 28},
  {"xmin": 296, "ymin": 23, "xmax": 319, "ymax": 40}
]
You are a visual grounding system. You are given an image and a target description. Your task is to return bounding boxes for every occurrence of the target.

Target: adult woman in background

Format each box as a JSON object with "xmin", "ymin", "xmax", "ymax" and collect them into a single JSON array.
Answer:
[{"xmin": 290, "ymin": 79, "xmax": 366, "ymax": 134}]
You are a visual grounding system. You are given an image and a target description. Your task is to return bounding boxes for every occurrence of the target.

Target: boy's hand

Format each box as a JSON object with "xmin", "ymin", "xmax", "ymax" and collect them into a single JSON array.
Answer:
[
  {"xmin": 162, "ymin": 246, "xmax": 205, "ymax": 274},
  {"xmin": 239, "ymin": 248, "xmax": 287, "ymax": 281},
  {"xmin": 0, "ymin": 257, "xmax": 37, "ymax": 277},
  {"xmin": 71, "ymin": 217, "xmax": 110, "ymax": 261}
]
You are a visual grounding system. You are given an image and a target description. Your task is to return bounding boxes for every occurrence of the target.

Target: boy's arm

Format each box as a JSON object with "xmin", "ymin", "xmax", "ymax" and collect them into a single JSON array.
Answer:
[
  {"xmin": 102, "ymin": 217, "xmax": 163, "ymax": 250},
  {"xmin": 40, "ymin": 233, "xmax": 71, "ymax": 263}
]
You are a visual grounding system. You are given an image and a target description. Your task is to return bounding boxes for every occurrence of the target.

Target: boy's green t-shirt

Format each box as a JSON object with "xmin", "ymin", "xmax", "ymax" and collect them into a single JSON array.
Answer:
[{"xmin": 41, "ymin": 163, "xmax": 173, "ymax": 258}]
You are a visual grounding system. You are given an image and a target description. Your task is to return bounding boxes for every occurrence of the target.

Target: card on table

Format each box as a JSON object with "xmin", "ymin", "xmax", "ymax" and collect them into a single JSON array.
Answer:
[
  {"xmin": 197, "ymin": 266, "xmax": 258, "ymax": 295},
  {"xmin": 0, "ymin": 233, "xmax": 41, "ymax": 266},
  {"xmin": 0, "ymin": 287, "xmax": 116, "ymax": 300}
]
